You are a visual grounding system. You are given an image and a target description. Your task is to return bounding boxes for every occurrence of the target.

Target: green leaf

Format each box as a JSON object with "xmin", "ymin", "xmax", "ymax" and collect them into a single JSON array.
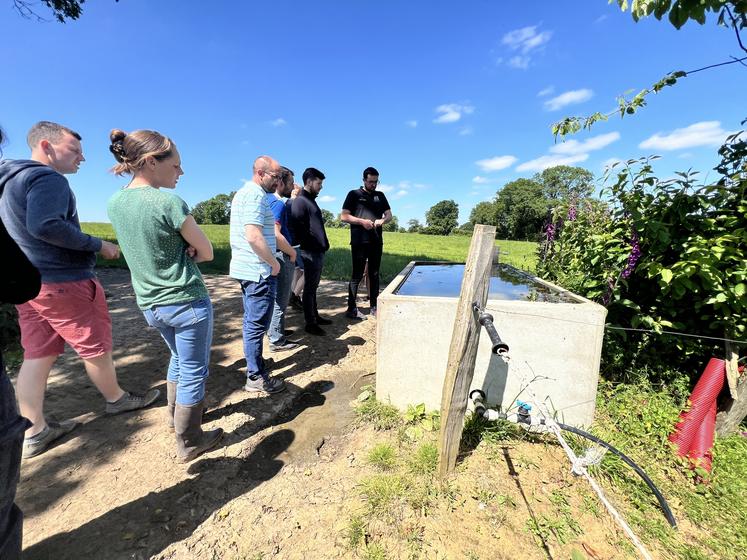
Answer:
[
  {"xmin": 735, "ymin": 283, "xmax": 746, "ymax": 297},
  {"xmin": 660, "ymin": 269, "xmax": 674, "ymax": 284}
]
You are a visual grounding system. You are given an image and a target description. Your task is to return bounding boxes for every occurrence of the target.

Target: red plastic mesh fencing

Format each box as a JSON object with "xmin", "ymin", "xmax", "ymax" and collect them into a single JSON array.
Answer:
[{"xmin": 668, "ymin": 357, "xmax": 725, "ymax": 459}]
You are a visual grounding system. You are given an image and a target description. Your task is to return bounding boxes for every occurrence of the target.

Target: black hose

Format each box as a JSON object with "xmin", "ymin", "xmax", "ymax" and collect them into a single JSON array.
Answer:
[
  {"xmin": 549, "ymin": 421, "xmax": 677, "ymax": 529},
  {"xmin": 472, "ymin": 303, "xmax": 509, "ymax": 354},
  {"xmin": 469, "ymin": 389, "xmax": 677, "ymax": 529}
]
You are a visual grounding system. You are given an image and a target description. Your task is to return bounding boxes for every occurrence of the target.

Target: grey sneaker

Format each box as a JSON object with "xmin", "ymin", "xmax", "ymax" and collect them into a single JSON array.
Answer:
[
  {"xmin": 106, "ymin": 388, "xmax": 160, "ymax": 415},
  {"xmin": 269, "ymin": 341, "xmax": 300, "ymax": 352},
  {"xmin": 244, "ymin": 375, "xmax": 286, "ymax": 394},
  {"xmin": 23, "ymin": 419, "xmax": 79, "ymax": 459}
]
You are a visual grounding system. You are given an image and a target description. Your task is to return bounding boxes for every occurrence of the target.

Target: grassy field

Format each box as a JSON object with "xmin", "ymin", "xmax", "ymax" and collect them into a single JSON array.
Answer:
[{"xmin": 82, "ymin": 223, "xmax": 538, "ymax": 283}]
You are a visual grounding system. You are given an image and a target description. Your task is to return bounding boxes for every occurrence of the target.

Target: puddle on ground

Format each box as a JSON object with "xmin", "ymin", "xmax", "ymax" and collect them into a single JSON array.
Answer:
[{"xmin": 257, "ymin": 371, "xmax": 369, "ymax": 468}]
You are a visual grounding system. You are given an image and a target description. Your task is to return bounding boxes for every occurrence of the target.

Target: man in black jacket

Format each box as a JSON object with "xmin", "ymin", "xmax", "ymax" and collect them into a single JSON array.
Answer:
[{"xmin": 289, "ymin": 168, "xmax": 331, "ymax": 335}]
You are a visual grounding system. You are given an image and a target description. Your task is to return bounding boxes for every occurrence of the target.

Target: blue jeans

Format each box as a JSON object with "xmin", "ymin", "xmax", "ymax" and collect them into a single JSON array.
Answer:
[
  {"xmin": 268, "ymin": 252, "xmax": 294, "ymax": 345},
  {"xmin": 240, "ymin": 275, "xmax": 276, "ymax": 380},
  {"xmin": 142, "ymin": 297, "xmax": 213, "ymax": 406}
]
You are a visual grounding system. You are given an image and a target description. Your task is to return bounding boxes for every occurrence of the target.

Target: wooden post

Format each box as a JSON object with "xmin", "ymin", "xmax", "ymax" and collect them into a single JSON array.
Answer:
[
  {"xmin": 724, "ymin": 339, "xmax": 740, "ymax": 400},
  {"xmin": 438, "ymin": 224, "xmax": 496, "ymax": 478},
  {"xmin": 716, "ymin": 339, "xmax": 747, "ymax": 436}
]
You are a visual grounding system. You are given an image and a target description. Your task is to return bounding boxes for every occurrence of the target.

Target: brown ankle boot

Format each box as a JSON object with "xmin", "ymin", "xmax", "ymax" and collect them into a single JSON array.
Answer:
[
  {"xmin": 174, "ymin": 401, "xmax": 223, "ymax": 463},
  {"xmin": 166, "ymin": 381, "xmax": 177, "ymax": 431}
]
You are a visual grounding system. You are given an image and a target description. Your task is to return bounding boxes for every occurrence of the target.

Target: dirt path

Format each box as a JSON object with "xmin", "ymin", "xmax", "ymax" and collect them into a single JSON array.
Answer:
[
  {"xmin": 16, "ymin": 269, "xmax": 376, "ymax": 559},
  {"xmin": 15, "ymin": 270, "xmax": 670, "ymax": 560}
]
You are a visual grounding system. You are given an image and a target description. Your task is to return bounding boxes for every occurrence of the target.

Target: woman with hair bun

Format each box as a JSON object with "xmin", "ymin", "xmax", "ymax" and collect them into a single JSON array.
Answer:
[{"xmin": 106, "ymin": 129, "xmax": 222, "ymax": 462}]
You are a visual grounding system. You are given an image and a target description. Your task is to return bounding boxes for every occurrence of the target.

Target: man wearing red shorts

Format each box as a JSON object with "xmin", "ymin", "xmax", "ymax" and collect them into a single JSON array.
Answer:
[{"xmin": 0, "ymin": 121, "xmax": 159, "ymax": 459}]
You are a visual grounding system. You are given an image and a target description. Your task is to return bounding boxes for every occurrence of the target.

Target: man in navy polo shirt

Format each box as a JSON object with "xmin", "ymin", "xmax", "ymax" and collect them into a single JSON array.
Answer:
[{"xmin": 340, "ymin": 166, "xmax": 392, "ymax": 319}]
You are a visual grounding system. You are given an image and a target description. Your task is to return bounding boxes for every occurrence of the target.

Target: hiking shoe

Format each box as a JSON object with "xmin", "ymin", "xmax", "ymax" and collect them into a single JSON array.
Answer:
[
  {"xmin": 315, "ymin": 315, "xmax": 333, "ymax": 325},
  {"xmin": 22, "ymin": 419, "xmax": 79, "ymax": 459},
  {"xmin": 106, "ymin": 388, "xmax": 161, "ymax": 415},
  {"xmin": 304, "ymin": 324, "xmax": 326, "ymax": 336},
  {"xmin": 283, "ymin": 328, "xmax": 295, "ymax": 336},
  {"xmin": 244, "ymin": 375, "xmax": 286, "ymax": 394},
  {"xmin": 345, "ymin": 308, "xmax": 367, "ymax": 321},
  {"xmin": 269, "ymin": 341, "xmax": 300, "ymax": 352}
]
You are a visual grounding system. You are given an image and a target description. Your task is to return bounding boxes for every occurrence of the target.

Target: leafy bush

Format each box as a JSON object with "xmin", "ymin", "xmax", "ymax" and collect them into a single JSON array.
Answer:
[{"xmin": 538, "ymin": 128, "xmax": 746, "ymax": 378}]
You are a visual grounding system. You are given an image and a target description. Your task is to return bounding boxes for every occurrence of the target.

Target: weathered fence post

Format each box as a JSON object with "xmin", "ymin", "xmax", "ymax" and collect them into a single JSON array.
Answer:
[
  {"xmin": 715, "ymin": 339, "xmax": 747, "ymax": 436},
  {"xmin": 438, "ymin": 224, "xmax": 496, "ymax": 478}
]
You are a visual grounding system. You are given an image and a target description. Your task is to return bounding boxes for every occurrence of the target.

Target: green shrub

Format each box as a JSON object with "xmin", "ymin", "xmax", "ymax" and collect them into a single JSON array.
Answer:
[{"xmin": 537, "ymin": 129, "xmax": 747, "ymax": 379}]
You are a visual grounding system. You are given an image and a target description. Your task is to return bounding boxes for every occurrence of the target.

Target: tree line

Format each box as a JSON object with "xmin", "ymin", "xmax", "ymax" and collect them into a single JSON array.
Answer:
[{"xmin": 190, "ymin": 165, "xmax": 596, "ymax": 240}]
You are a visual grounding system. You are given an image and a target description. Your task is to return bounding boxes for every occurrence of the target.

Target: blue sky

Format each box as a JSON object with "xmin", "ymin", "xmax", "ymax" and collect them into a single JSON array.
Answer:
[{"xmin": 1, "ymin": 1, "xmax": 745, "ymax": 226}]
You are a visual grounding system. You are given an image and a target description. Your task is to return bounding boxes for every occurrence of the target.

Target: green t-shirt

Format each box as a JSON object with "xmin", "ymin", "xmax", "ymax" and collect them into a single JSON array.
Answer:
[{"xmin": 107, "ymin": 186, "xmax": 208, "ymax": 309}]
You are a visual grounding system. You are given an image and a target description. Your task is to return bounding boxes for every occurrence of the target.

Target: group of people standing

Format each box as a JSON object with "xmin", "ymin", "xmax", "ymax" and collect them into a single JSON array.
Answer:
[
  {"xmin": 0, "ymin": 121, "xmax": 392, "ymax": 558},
  {"xmin": 230, "ymin": 156, "xmax": 393, "ymax": 398}
]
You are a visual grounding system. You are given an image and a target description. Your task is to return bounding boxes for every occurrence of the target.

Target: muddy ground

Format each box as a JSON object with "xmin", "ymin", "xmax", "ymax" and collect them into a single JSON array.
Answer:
[{"xmin": 15, "ymin": 269, "xmax": 660, "ymax": 560}]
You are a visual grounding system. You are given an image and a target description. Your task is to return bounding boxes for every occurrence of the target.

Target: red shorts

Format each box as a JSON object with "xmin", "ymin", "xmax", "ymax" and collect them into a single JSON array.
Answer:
[{"xmin": 16, "ymin": 278, "xmax": 113, "ymax": 360}]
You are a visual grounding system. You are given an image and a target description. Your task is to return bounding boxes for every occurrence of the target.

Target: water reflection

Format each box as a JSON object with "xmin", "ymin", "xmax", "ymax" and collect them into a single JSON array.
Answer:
[{"xmin": 394, "ymin": 263, "xmax": 577, "ymax": 303}]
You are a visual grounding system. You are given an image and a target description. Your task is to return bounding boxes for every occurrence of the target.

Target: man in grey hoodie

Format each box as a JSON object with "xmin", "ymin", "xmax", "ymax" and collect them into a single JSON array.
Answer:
[{"xmin": 0, "ymin": 121, "xmax": 159, "ymax": 459}]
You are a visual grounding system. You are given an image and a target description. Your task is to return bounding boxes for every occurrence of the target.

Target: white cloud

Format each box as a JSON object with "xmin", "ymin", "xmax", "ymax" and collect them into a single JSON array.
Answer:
[
  {"xmin": 508, "ymin": 56, "xmax": 530, "ymax": 69},
  {"xmin": 271, "ymin": 118, "xmax": 287, "ymax": 127},
  {"xmin": 537, "ymin": 86, "xmax": 554, "ymax": 97},
  {"xmin": 379, "ymin": 181, "xmax": 428, "ymax": 195},
  {"xmin": 502, "ymin": 26, "xmax": 552, "ymax": 54},
  {"xmin": 639, "ymin": 121, "xmax": 733, "ymax": 151},
  {"xmin": 544, "ymin": 89, "xmax": 594, "ymax": 111},
  {"xmin": 434, "ymin": 103, "xmax": 474, "ymax": 124},
  {"xmin": 499, "ymin": 25, "xmax": 552, "ymax": 69},
  {"xmin": 475, "ymin": 155, "xmax": 518, "ymax": 172},
  {"xmin": 459, "ymin": 126, "xmax": 474, "ymax": 136},
  {"xmin": 405, "ymin": 120, "xmax": 418, "ymax": 128},
  {"xmin": 516, "ymin": 154, "xmax": 589, "ymax": 173},
  {"xmin": 550, "ymin": 132, "xmax": 620, "ymax": 155},
  {"xmin": 472, "ymin": 176, "xmax": 490, "ymax": 184},
  {"xmin": 594, "ymin": 14, "xmax": 608, "ymax": 24},
  {"xmin": 318, "ymin": 195, "xmax": 336, "ymax": 202}
]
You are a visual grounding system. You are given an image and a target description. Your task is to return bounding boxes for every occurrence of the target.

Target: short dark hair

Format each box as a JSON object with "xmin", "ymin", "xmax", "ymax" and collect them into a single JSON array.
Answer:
[
  {"xmin": 363, "ymin": 167, "xmax": 379, "ymax": 180},
  {"xmin": 280, "ymin": 166, "xmax": 294, "ymax": 187},
  {"xmin": 302, "ymin": 167, "xmax": 325, "ymax": 185}
]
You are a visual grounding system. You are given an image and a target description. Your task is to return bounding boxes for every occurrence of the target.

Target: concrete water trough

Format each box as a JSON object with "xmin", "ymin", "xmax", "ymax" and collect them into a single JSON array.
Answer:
[{"xmin": 375, "ymin": 261, "xmax": 607, "ymax": 427}]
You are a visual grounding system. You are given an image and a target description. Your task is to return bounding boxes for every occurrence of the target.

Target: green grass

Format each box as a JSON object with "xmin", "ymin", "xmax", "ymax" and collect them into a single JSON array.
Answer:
[
  {"xmin": 367, "ymin": 443, "xmax": 397, "ymax": 470},
  {"xmin": 82, "ymin": 222, "xmax": 538, "ymax": 282},
  {"xmin": 463, "ymin": 380, "xmax": 747, "ymax": 559}
]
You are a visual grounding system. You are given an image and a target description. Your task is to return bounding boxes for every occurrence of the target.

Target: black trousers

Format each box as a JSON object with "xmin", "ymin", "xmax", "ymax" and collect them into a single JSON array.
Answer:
[
  {"xmin": 301, "ymin": 249, "xmax": 325, "ymax": 326},
  {"xmin": 0, "ymin": 354, "xmax": 29, "ymax": 560},
  {"xmin": 348, "ymin": 242, "xmax": 383, "ymax": 311}
]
